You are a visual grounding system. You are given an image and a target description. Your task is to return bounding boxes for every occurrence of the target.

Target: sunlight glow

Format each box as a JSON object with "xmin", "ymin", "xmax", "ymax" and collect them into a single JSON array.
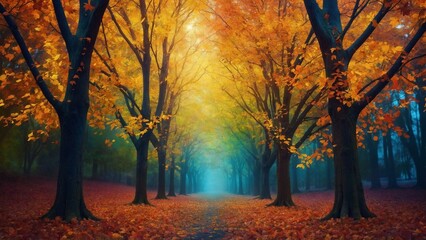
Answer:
[{"xmin": 202, "ymin": 168, "xmax": 228, "ymax": 194}]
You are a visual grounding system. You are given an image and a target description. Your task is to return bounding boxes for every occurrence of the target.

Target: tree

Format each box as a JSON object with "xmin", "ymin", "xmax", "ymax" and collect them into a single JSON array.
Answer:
[
  {"xmin": 0, "ymin": 0, "xmax": 109, "ymax": 220},
  {"xmin": 212, "ymin": 0, "xmax": 329, "ymax": 205},
  {"xmin": 178, "ymin": 133, "xmax": 199, "ymax": 195},
  {"xmin": 303, "ymin": 0, "xmax": 425, "ymax": 219},
  {"xmin": 96, "ymin": 0, "xmax": 202, "ymax": 203}
]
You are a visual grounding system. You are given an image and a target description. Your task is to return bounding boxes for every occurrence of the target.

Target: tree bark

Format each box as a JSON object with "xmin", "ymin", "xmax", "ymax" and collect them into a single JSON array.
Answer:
[
  {"xmin": 179, "ymin": 166, "xmax": 187, "ymax": 195},
  {"xmin": 43, "ymin": 101, "xmax": 97, "ymax": 221},
  {"xmin": 253, "ymin": 163, "xmax": 261, "ymax": 196},
  {"xmin": 259, "ymin": 166, "xmax": 272, "ymax": 199},
  {"xmin": 269, "ymin": 148, "xmax": 294, "ymax": 206},
  {"xmin": 133, "ymin": 135, "xmax": 151, "ymax": 204},
  {"xmin": 383, "ymin": 133, "xmax": 398, "ymax": 188},
  {"xmin": 323, "ymin": 106, "xmax": 375, "ymax": 220},
  {"xmin": 399, "ymin": 103, "xmax": 426, "ymax": 188},
  {"xmin": 418, "ymin": 86, "xmax": 426, "ymax": 187},
  {"xmin": 168, "ymin": 155, "xmax": 176, "ymax": 196},
  {"xmin": 155, "ymin": 146, "xmax": 167, "ymax": 199}
]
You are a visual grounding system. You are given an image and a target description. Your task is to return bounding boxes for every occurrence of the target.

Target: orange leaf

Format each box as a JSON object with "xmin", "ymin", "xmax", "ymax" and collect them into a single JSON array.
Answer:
[{"xmin": 84, "ymin": 0, "xmax": 95, "ymax": 11}]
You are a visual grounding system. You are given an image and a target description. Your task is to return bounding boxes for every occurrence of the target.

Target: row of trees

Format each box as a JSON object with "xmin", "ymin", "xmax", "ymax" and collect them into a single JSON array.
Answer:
[
  {"xmin": 210, "ymin": 0, "xmax": 425, "ymax": 219},
  {"xmin": 0, "ymin": 0, "xmax": 424, "ymax": 221},
  {"xmin": 0, "ymin": 0, "xmax": 209, "ymax": 221}
]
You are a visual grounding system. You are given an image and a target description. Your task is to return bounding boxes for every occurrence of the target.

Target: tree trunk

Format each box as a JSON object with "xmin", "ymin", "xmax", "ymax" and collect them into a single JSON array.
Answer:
[
  {"xmin": 253, "ymin": 164, "xmax": 261, "ymax": 196},
  {"xmin": 188, "ymin": 172, "xmax": 193, "ymax": 194},
  {"xmin": 231, "ymin": 168, "xmax": 237, "ymax": 193},
  {"xmin": 415, "ymin": 77, "xmax": 426, "ymax": 187},
  {"xmin": 179, "ymin": 167, "xmax": 187, "ymax": 195},
  {"xmin": 269, "ymin": 148, "xmax": 294, "ymax": 206},
  {"xmin": 238, "ymin": 171, "xmax": 244, "ymax": 195},
  {"xmin": 291, "ymin": 157, "xmax": 300, "ymax": 193},
  {"xmin": 155, "ymin": 147, "xmax": 167, "ymax": 199},
  {"xmin": 418, "ymin": 94, "xmax": 426, "ymax": 187},
  {"xmin": 305, "ymin": 165, "xmax": 311, "ymax": 191},
  {"xmin": 259, "ymin": 166, "xmax": 272, "ymax": 199},
  {"xmin": 323, "ymin": 106, "xmax": 375, "ymax": 220},
  {"xmin": 368, "ymin": 133, "xmax": 381, "ymax": 189},
  {"xmin": 168, "ymin": 156, "xmax": 176, "ymax": 196},
  {"xmin": 192, "ymin": 173, "xmax": 197, "ymax": 193},
  {"xmin": 43, "ymin": 105, "xmax": 97, "ymax": 221},
  {"xmin": 384, "ymin": 133, "xmax": 398, "ymax": 188},
  {"xmin": 399, "ymin": 103, "xmax": 426, "ymax": 188},
  {"xmin": 412, "ymin": 152, "xmax": 426, "ymax": 188},
  {"xmin": 133, "ymin": 135, "xmax": 151, "ymax": 205}
]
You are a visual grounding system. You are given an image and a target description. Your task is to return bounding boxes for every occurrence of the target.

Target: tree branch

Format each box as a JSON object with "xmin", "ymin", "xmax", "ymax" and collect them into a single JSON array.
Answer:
[
  {"xmin": 355, "ymin": 22, "xmax": 425, "ymax": 111},
  {"xmin": 346, "ymin": 2, "xmax": 391, "ymax": 60},
  {"xmin": 303, "ymin": 0, "xmax": 332, "ymax": 48},
  {"xmin": 52, "ymin": 0, "xmax": 73, "ymax": 50}
]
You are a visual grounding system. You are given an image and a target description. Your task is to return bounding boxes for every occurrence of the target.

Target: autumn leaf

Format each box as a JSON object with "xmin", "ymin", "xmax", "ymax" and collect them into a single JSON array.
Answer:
[{"xmin": 84, "ymin": 0, "xmax": 95, "ymax": 11}]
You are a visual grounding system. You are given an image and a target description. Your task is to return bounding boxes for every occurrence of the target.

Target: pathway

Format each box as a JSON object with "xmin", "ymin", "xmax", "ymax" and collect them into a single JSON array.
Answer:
[{"xmin": 185, "ymin": 194, "xmax": 228, "ymax": 239}]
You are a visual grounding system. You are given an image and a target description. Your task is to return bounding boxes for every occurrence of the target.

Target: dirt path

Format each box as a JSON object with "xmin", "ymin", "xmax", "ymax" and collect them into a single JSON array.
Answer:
[{"xmin": 185, "ymin": 194, "xmax": 228, "ymax": 239}]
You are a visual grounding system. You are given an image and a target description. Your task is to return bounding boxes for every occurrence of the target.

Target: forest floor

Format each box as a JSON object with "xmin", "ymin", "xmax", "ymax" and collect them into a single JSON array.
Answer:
[{"xmin": 1, "ymin": 176, "xmax": 426, "ymax": 239}]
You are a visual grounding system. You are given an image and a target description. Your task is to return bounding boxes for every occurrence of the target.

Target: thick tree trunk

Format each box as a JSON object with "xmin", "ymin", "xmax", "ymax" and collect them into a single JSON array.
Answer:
[
  {"xmin": 43, "ymin": 105, "xmax": 96, "ymax": 221},
  {"xmin": 269, "ymin": 148, "xmax": 294, "ymax": 206},
  {"xmin": 168, "ymin": 156, "xmax": 176, "ymax": 196},
  {"xmin": 133, "ymin": 135, "xmax": 151, "ymax": 205},
  {"xmin": 155, "ymin": 147, "xmax": 167, "ymax": 199},
  {"xmin": 368, "ymin": 133, "xmax": 381, "ymax": 189},
  {"xmin": 259, "ymin": 166, "xmax": 272, "ymax": 199},
  {"xmin": 384, "ymin": 133, "xmax": 398, "ymax": 188},
  {"xmin": 323, "ymin": 106, "xmax": 375, "ymax": 220}
]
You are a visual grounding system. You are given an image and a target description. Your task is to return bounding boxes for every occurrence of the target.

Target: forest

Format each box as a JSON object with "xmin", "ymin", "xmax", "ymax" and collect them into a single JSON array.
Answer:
[{"xmin": 0, "ymin": 0, "xmax": 425, "ymax": 239}]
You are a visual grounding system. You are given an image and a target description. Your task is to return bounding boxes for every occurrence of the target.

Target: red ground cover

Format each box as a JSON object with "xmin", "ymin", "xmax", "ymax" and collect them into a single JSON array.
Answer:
[
  {"xmin": 0, "ymin": 176, "xmax": 425, "ymax": 239},
  {"xmin": 218, "ymin": 190, "xmax": 426, "ymax": 239}
]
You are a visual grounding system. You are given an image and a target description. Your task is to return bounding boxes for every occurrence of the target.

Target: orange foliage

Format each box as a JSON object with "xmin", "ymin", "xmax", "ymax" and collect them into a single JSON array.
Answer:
[
  {"xmin": 0, "ymin": 177, "xmax": 201, "ymax": 239},
  {"xmin": 219, "ymin": 192, "xmax": 426, "ymax": 239},
  {"xmin": 1, "ymin": 177, "xmax": 426, "ymax": 239}
]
